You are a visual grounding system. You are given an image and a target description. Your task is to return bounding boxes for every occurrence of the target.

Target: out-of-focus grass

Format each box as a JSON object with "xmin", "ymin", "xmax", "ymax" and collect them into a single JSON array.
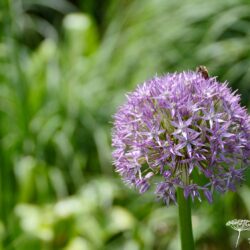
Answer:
[{"xmin": 0, "ymin": 0, "xmax": 250, "ymax": 249}]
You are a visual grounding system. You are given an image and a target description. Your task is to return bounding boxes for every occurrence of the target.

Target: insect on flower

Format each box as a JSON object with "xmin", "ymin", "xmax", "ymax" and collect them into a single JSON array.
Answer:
[{"xmin": 196, "ymin": 65, "xmax": 209, "ymax": 79}]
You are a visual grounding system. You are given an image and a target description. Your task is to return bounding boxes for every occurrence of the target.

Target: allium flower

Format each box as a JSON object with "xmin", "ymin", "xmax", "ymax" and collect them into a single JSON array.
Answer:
[{"xmin": 112, "ymin": 70, "xmax": 250, "ymax": 205}]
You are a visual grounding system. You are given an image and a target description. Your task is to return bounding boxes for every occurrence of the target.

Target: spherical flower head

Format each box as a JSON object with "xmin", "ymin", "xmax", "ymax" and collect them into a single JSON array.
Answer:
[{"xmin": 112, "ymin": 70, "xmax": 250, "ymax": 205}]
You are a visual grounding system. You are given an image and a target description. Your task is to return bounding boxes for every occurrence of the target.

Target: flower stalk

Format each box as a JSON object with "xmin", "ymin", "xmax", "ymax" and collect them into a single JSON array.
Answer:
[{"xmin": 177, "ymin": 187, "xmax": 195, "ymax": 250}]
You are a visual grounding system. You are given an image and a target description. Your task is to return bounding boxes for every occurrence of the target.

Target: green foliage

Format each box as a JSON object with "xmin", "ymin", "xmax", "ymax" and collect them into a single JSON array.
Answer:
[{"xmin": 0, "ymin": 0, "xmax": 250, "ymax": 249}]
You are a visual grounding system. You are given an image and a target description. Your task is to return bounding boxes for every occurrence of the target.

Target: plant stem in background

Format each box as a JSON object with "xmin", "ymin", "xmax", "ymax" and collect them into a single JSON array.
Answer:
[
  {"xmin": 177, "ymin": 187, "xmax": 195, "ymax": 250},
  {"xmin": 236, "ymin": 231, "xmax": 241, "ymax": 248}
]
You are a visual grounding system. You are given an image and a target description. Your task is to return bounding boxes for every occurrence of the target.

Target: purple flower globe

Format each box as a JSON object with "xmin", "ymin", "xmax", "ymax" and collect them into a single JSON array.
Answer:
[{"xmin": 112, "ymin": 70, "xmax": 250, "ymax": 205}]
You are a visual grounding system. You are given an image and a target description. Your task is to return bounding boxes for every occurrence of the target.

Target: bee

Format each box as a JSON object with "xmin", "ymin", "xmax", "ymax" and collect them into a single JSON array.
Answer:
[{"xmin": 196, "ymin": 65, "xmax": 209, "ymax": 79}]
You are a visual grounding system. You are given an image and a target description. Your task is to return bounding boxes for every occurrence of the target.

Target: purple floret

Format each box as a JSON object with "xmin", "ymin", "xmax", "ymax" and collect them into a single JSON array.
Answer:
[{"xmin": 112, "ymin": 71, "xmax": 250, "ymax": 205}]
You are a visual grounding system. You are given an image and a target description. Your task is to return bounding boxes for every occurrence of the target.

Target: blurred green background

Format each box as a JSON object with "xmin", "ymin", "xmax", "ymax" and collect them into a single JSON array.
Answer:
[{"xmin": 0, "ymin": 0, "xmax": 250, "ymax": 249}]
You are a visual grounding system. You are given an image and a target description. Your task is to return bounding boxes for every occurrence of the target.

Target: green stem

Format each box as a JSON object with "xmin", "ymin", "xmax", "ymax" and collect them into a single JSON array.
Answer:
[{"xmin": 177, "ymin": 187, "xmax": 195, "ymax": 250}]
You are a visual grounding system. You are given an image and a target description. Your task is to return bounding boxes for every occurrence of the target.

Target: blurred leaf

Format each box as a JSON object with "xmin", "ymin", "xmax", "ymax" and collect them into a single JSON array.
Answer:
[{"xmin": 1, "ymin": 0, "xmax": 250, "ymax": 249}]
